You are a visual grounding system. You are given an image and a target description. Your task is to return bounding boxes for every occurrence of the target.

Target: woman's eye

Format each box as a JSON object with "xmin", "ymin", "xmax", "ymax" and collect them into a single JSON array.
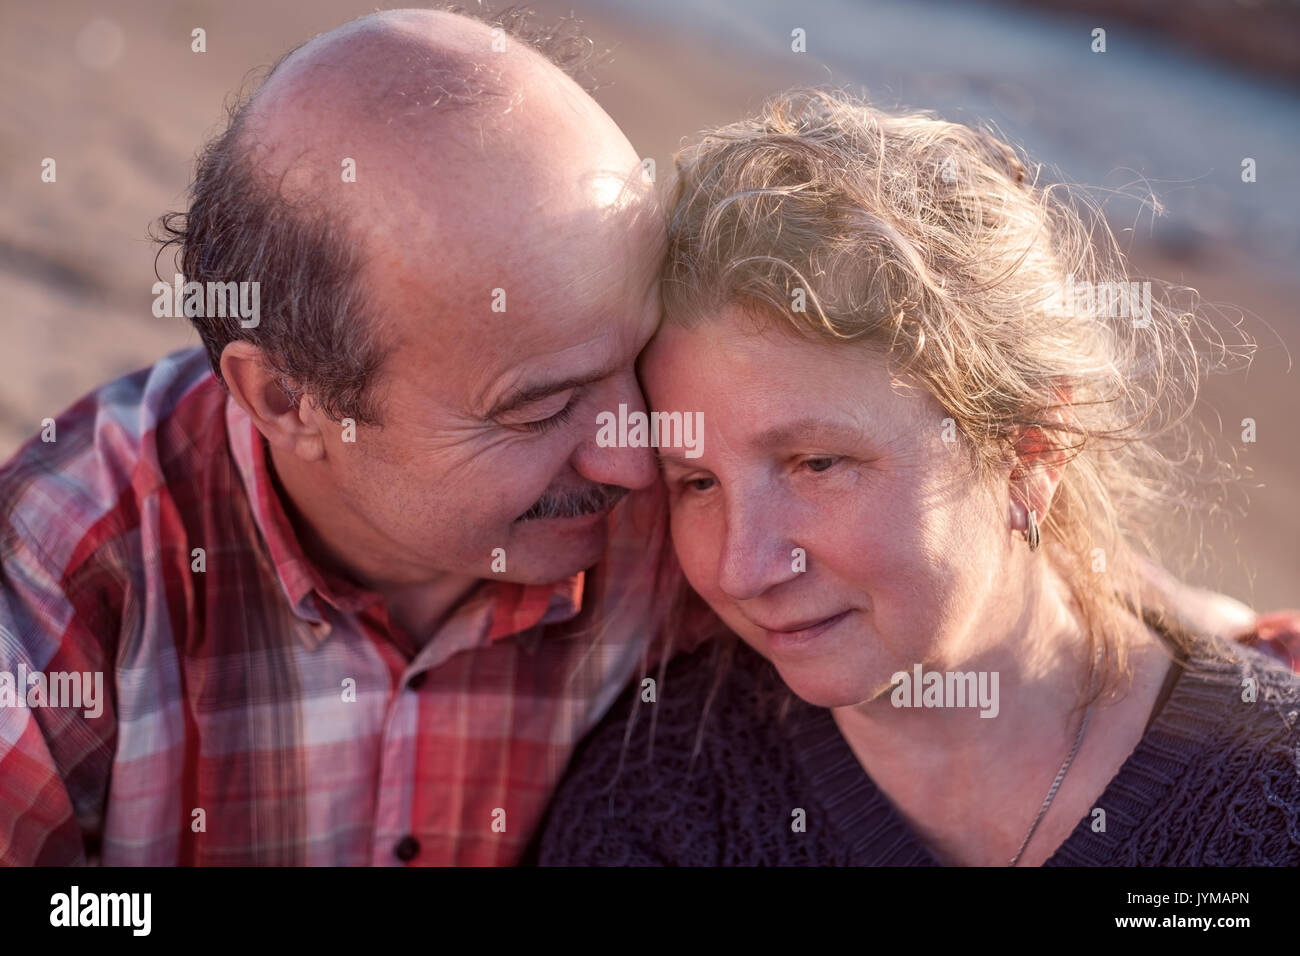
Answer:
[{"xmin": 680, "ymin": 476, "xmax": 716, "ymax": 493}]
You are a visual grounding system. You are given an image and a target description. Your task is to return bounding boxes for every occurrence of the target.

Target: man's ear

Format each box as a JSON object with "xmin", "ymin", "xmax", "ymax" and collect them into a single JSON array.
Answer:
[
  {"xmin": 220, "ymin": 341, "xmax": 325, "ymax": 462},
  {"xmin": 1006, "ymin": 400, "xmax": 1073, "ymax": 534}
]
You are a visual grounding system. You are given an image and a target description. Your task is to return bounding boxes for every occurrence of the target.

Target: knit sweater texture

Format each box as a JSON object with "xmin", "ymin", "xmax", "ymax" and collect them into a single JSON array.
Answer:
[{"xmin": 535, "ymin": 632, "xmax": 1300, "ymax": 865}]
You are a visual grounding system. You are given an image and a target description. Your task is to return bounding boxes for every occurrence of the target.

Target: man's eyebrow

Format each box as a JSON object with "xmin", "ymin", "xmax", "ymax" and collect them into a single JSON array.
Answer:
[{"xmin": 487, "ymin": 366, "xmax": 616, "ymax": 418}]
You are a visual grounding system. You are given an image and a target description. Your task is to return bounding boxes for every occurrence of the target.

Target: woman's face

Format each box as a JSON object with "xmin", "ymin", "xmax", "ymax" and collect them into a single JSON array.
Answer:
[{"xmin": 641, "ymin": 305, "xmax": 1020, "ymax": 709}]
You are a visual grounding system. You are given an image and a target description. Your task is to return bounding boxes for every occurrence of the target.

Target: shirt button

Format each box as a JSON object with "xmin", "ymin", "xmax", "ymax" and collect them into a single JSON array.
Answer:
[
  {"xmin": 394, "ymin": 835, "xmax": 421, "ymax": 862},
  {"xmin": 407, "ymin": 671, "xmax": 427, "ymax": 691}
]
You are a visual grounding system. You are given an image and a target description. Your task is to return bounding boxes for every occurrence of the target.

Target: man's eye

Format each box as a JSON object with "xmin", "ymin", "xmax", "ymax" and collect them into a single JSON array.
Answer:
[
  {"xmin": 497, "ymin": 387, "xmax": 579, "ymax": 433},
  {"xmin": 521, "ymin": 396, "xmax": 578, "ymax": 434}
]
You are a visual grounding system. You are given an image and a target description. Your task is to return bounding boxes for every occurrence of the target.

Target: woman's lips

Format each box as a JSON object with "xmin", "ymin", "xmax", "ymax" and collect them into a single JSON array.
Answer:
[{"xmin": 757, "ymin": 609, "xmax": 851, "ymax": 651}]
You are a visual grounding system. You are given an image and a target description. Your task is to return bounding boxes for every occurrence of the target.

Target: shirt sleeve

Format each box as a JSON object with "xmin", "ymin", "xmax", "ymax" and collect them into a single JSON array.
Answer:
[{"xmin": 0, "ymin": 539, "xmax": 114, "ymax": 865}]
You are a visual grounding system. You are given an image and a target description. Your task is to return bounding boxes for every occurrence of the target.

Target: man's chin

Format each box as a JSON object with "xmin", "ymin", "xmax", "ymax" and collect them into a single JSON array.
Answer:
[{"xmin": 504, "ymin": 511, "xmax": 612, "ymax": 582}]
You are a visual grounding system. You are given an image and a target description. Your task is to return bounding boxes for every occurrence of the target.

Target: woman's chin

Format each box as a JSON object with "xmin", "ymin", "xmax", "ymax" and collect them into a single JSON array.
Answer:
[
  {"xmin": 740, "ymin": 614, "xmax": 881, "ymax": 708},
  {"xmin": 768, "ymin": 658, "xmax": 878, "ymax": 710}
]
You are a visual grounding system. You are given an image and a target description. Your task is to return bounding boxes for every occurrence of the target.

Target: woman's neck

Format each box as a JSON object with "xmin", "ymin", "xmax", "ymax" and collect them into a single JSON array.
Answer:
[{"xmin": 829, "ymin": 567, "xmax": 1173, "ymax": 866}]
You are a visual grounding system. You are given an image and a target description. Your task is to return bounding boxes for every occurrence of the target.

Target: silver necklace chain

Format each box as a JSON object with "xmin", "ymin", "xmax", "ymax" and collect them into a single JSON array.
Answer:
[{"xmin": 1007, "ymin": 664, "xmax": 1097, "ymax": 867}]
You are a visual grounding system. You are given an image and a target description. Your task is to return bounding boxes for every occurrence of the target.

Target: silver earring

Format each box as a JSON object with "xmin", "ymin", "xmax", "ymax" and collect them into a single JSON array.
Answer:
[{"xmin": 1024, "ymin": 508, "xmax": 1040, "ymax": 551}]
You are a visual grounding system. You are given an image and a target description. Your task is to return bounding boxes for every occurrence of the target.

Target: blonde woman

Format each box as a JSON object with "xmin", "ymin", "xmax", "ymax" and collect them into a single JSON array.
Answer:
[{"xmin": 536, "ymin": 90, "xmax": 1300, "ymax": 866}]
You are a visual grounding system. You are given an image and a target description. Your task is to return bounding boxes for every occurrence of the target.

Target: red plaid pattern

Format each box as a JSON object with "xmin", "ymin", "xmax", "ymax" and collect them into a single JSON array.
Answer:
[{"xmin": 0, "ymin": 348, "xmax": 672, "ymax": 865}]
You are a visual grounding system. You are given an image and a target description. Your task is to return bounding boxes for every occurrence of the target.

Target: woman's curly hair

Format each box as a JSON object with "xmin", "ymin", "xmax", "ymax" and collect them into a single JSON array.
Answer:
[{"xmin": 658, "ymin": 87, "xmax": 1255, "ymax": 713}]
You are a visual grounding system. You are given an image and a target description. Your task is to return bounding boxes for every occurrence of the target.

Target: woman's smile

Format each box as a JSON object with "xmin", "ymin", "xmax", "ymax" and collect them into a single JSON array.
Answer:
[{"xmin": 754, "ymin": 608, "xmax": 854, "ymax": 654}]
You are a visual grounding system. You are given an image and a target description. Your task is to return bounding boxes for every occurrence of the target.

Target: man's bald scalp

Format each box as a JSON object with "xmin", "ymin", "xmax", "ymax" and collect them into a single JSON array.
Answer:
[
  {"xmin": 240, "ymin": 9, "xmax": 593, "ymax": 204},
  {"xmin": 154, "ymin": 5, "xmax": 615, "ymax": 425}
]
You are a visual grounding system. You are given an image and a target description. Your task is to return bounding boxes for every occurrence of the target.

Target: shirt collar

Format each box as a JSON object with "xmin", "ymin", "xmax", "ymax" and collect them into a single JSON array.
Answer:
[{"xmin": 225, "ymin": 395, "xmax": 585, "ymax": 651}]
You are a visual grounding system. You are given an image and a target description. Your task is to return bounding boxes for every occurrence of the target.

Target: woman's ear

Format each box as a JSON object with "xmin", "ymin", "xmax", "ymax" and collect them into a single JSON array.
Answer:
[
  {"xmin": 1006, "ymin": 400, "xmax": 1073, "ymax": 533},
  {"xmin": 220, "ymin": 341, "xmax": 326, "ymax": 462}
]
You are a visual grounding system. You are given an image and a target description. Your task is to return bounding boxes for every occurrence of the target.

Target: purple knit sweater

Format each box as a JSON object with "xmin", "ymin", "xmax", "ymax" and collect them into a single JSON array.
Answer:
[{"xmin": 535, "ymin": 630, "xmax": 1300, "ymax": 866}]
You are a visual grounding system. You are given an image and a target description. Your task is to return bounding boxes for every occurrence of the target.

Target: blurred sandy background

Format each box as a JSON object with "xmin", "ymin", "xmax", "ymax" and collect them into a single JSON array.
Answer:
[{"xmin": 1, "ymin": 0, "xmax": 1297, "ymax": 608}]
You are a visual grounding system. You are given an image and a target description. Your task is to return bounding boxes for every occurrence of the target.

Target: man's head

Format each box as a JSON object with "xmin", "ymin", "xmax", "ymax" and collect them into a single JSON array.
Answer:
[{"xmin": 158, "ymin": 7, "xmax": 664, "ymax": 588}]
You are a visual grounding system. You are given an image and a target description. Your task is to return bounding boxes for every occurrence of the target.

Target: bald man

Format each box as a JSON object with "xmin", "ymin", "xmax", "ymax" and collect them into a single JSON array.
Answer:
[{"xmin": 0, "ymin": 7, "xmax": 674, "ymax": 865}]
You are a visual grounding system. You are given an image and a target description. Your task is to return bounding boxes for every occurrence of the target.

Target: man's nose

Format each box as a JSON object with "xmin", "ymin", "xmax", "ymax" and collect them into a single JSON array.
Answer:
[
  {"xmin": 716, "ymin": 492, "xmax": 800, "ymax": 602},
  {"xmin": 570, "ymin": 375, "xmax": 659, "ymax": 492}
]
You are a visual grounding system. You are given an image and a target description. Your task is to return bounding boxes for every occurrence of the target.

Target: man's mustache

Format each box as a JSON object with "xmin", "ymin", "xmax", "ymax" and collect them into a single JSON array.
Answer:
[{"xmin": 515, "ymin": 482, "xmax": 628, "ymax": 522}]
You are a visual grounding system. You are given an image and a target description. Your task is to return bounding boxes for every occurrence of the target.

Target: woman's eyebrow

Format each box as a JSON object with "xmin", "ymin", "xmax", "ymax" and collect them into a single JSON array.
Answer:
[
  {"xmin": 750, "ymin": 418, "xmax": 868, "ymax": 449},
  {"xmin": 656, "ymin": 417, "xmax": 869, "ymax": 467},
  {"xmin": 656, "ymin": 448, "xmax": 691, "ymax": 469}
]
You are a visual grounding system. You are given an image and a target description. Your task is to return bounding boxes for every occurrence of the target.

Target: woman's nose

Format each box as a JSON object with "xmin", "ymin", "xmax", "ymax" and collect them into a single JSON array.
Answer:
[{"xmin": 716, "ymin": 497, "xmax": 800, "ymax": 601}]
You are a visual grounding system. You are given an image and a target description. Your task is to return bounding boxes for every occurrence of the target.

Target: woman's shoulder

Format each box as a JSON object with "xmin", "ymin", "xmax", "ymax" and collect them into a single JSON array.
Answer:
[
  {"xmin": 1114, "ymin": 631, "xmax": 1300, "ymax": 865},
  {"xmin": 534, "ymin": 638, "xmax": 805, "ymax": 865},
  {"xmin": 1142, "ymin": 607, "xmax": 1300, "ymax": 731},
  {"xmin": 588, "ymin": 636, "xmax": 794, "ymax": 765},
  {"xmin": 1174, "ymin": 628, "xmax": 1300, "ymax": 714}
]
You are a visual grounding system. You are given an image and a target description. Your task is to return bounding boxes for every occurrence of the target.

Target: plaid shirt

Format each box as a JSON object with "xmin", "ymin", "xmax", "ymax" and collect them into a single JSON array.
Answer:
[{"xmin": 0, "ymin": 347, "xmax": 674, "ymax": 866}]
